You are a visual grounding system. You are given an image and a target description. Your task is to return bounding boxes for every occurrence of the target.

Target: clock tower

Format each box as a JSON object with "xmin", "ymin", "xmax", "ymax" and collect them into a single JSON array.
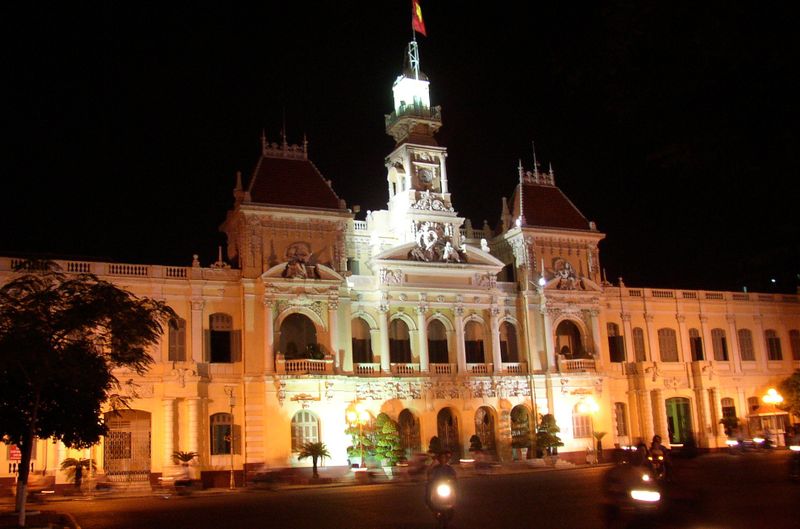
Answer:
[{"xmin": 383, "ymin": 41, "xmax": 462, "ymax": 254}]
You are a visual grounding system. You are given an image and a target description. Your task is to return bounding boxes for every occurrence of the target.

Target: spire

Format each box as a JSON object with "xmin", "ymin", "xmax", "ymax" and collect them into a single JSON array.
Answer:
[
  {"xmin": 532, "ymin": 141, "xmax": 540, "ymax": 175},
  {"xmin": 518, "ymin": 162, "xmax": 526, "ymax": 227},
  {"xmin": 407, "ymin": 40, "xmax": 421, "ymax": 80},
  {"xmin": 235, "ymin": 170, "xmax": 242, "ymax": 192},
  {"xmin": 303, "ymin": 133, "xmax": 308, "ymax": 155},
  {"xmin": 260, "ymin": 129, "xmax": 267, "ymax": 155}
]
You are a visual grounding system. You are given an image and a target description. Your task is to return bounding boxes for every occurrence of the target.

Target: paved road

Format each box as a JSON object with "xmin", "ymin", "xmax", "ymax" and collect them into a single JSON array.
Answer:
[{"xmin": 61, "ymin": 452, "xmax": 799, "ymax": 529}]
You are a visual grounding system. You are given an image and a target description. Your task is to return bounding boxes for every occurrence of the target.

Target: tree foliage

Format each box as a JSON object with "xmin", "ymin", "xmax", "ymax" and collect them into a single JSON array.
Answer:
[
  {"xmin": 0, "ymin": 260, "xmax": 174, "ymax": 525},
  {"xmin": 373, "ymin": 413, "xmax": 403, "ymax": 466},
  {"xmin": 345, "ymin": 417, "xmax": 376, "ymax": 465},
  {"xmin": 536, "ymin": 413, "xmax": 564, "ymax": 455},
  {"xmin": 297, "ymin": 441, "xmax": 331, "ymax": 478},
  {"xmin": 779, "ymin": 369, "xmax": 800, "ymax": 419}
]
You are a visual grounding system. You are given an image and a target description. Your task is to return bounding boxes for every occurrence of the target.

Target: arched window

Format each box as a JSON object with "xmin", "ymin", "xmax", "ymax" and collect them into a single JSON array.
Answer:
[
  {"xmin": 210, "ymin": 413, "xmax": 238, "ymax": 455},
  {"xmin": 351, "ymin": 318, "xmax": 373, "ymax": 364},
  {"xmin": 790, "ymin": 330, "xmax": 800, "ymax": 361},
  {"xmin": 280, "ymin": 313, "xmax": 318, "ymax": 359},
  {"xmin": 291, "ymin": 410, "xmax": 319, "ymax": 451},
  {"xmin": 209, "ymin": 313, "xmax": 235, "ymax": 363},
  {"xmin": 168, "ymin": 316, "xmax": 186, "ymax": 361},
  {"xmin": 389, "ymin": 319, "xmax": 412, "ymax": 363},
  {"xmin": 607, "ymin": 322, "xmax": 625, "ymax": 363},
  {"xmin": 738, "ymin": 329, "xmax": 755, "ymax": 361},
  {"xmin": 614, "ymin": 402, "xmax": 628, "ymax": 437},
  {"xmin": 499, "ymin": 322, "xmax": 519, "ymax": 362},
  {"xmin": 711, "ymin": 328, "xmax": 728, "ymax": 361},
  {"xmin": 464, "ymin": 321, "xmax": 485, "ymax": 364},
  {"xmin": 427, "ymin": 319, "xmax": 448, "ymax": 364},
  {"xmin": 765, "ymin": 329, "xmax": 782, "ymax": 361},
  {"xmin": 633, "ymin": 327, "xmax": 647, "ymax": 362},
  {"xmin": 658, "ymin": 328, "xmax": 679, "ymax": 362},
  {"xmin": 572, "ymin": 404, "xmax": 592, "ymax": 439},
  {"xmin": 689, "ymin": 328, "xmax": 703, "ymax": 361}
]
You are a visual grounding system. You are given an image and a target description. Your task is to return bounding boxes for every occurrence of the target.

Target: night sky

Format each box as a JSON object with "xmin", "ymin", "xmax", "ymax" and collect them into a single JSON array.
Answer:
[{"xmin": 5, "ymin": 2, "xmax": 798, "ymax": 294}]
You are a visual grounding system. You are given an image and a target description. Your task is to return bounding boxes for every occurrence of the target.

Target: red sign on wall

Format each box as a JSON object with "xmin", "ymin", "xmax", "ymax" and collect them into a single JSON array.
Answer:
[{"xmin": 8, "ymin": 446, "xmax": 21, "ymax": 461}]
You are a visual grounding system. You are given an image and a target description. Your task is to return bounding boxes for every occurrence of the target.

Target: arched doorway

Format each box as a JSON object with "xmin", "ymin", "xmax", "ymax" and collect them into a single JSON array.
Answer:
[
  {"xmin": 103, "ymin": 410, "xmax": 151, "ymax": 482},
  {"xmin": 398, "ymin": 409, "xmax": 421, "ymax": 456},
  {"xmin": 555, "ymin": 320, "xmax": 584, "ymax": 358},
  {"xmin": 510, "ymin": 405, "xmax": 532, "ymax": 457},
  {"xmin": 474, "ymin": 406, "xmax": 496, "ymax": 452},
  {"xmin": 437, "ymin": 408, "xmax": 460, "ymax": 458},
  {"xmin": 665, "ymin": 397, "xmax": 692, "ymax": 444},
  {"xmin": 351, "ymin": 317, "xmax": 373, "ymax": 364},
  {"xmin": 499, "ymin": 322, "xmax": 519, "ymax": 362},
  {"xmin": 279, "ymin": 313, "xmax": 317, "ymax": 358},
  {"xmin": 389, "ymin": 319, "xmax": 412, "ymax": 363},
  {"xmin": 427, "ymin": 319, "xmax": 448, "ymax": 364}
]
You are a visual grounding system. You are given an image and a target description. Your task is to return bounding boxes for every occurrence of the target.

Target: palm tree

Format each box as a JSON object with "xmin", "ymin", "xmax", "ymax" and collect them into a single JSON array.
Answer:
[
  {"xmin": 172, "ymin": 451, "xmax": 198, "ymax": 466},
  {"xmin": 59, "ymin": 458, "xmax": 96, "ymax": 487},
  {"xmin": 297, "ymin": 441, "xmax": 331, "ymax": 479}
]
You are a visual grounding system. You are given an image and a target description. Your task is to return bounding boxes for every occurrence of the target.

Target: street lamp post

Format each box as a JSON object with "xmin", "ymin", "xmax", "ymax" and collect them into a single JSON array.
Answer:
[
  {"xmin": 346, "ymin": 402, "xmax": 370, "ymax": 469},
  {"xmin": 224, "ymin": 386, "xmax": 236, "ymax": 489}
]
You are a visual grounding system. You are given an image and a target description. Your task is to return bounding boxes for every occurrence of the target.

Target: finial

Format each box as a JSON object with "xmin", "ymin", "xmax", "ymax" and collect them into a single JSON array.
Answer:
[
  {"xmin": 260, "ymin": 129, "xmax": 267, "ymax": 154},
  {"xmin": 548, "ymin": 162, "xmax": 555, "ymax": 184},
  {"xmin": 235, "ymin": 170, "xmax": 242, "ymax": 191},
  {"xmin": 532, "ymin": 141, "xmax": 539, "ymax": 174},
  {"xmin": 518, "ymin": 158, "xmax": 524, "ymax": 180},
  {"xmin": 303, "ymin": 133, "xmax": 308, "ymax": 155},
  {"xmin": 281, "ymin": 108, "xmax": 288, "ymax": 149}
]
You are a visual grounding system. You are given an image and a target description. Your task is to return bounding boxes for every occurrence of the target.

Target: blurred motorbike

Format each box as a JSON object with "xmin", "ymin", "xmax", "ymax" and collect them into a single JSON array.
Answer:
[
  {"xmin": 646, "ymin": 452, "xmax": 667, "ymax": 482},
  {"xmin": 789, "ymin": 444, "xmax": 800, "ymax": 482},
  {"xmin": 603, "ymin": 462, "xmax": 662, "ymax": 529},
  {"xmin": 427, "ymin": 471, "xmax": 457, "ymax": 528}
]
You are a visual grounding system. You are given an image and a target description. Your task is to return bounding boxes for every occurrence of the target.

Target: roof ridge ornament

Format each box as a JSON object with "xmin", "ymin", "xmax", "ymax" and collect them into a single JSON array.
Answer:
[{"xmin": 260, "ymin": 130, "xmax": 308, "ymax": 160}]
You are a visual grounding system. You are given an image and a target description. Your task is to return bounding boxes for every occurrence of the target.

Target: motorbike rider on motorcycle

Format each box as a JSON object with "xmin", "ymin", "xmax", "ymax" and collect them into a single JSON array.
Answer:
[
  {"xmin": 426, "ymin": 450, "xmax": 457, "ymax": 528},
  {"xmin": 647, "ymin": 435, "xmax": 671, "ymax": 481}
]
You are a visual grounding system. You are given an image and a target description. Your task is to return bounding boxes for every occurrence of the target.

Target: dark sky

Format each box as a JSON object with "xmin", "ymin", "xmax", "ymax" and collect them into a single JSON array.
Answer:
[{"xmin": 5, "ymin": 2, "xmax": 798, "ymax": 293}]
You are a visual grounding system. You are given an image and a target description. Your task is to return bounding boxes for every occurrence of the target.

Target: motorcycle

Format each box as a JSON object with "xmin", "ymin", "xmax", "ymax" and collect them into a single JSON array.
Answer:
[
  {"xmin": 647, "ymin": 452, "xmax": 667, "ymax": 482},
  {"xmin": 790, "ymin": 444, "xmax": 800, "ymax": 482},
  {"xmin": 603, "ymin": 464, "xmax": 662, "ymax": 529},
  {"xmin": 427, "ymin": 475, "xmax": 457, "ymax": 529}
]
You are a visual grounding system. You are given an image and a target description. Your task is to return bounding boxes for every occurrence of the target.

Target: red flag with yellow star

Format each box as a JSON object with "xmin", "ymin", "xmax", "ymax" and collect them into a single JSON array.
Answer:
[{"xmin": 412, "ymin": 0, "xmax": 427, "ymax": 36}]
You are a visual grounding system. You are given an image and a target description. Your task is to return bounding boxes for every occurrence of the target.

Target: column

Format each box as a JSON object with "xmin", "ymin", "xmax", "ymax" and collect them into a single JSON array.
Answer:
[
  {"xmin": 455, "ymin": 307, "xmax": 466, "ymax": 373},
  {"xmin": 328, "ymin": 299, "xmax": 340, "ymax": 371},
  {"xmin": 693, "ymin": 387, "xmax": 709, "ymax": 447},
  {"xmin": 162, "ymin": 398, "xmax": 175, "ymax": 467},
  {"xmin": 699, "ymin": 315, "xmax": 713, "ymax": 361},
  {"xmin": 726, "ymin": 314, "xmax": 742, "ymax": 374},
  {"xmin": 542, "ymin": 309, "xmax": 556, "ymax": 372},
  {"xmin": 439, "ymin": 153, "xmax": 449, "ymax": 193},
  {"xmin": 708, "ymin": 388, "xmax": 721, "ymax": 446},
  {"xmin": 379, "ymin": 308, "xmax": 391, "ymax": 373},
  {"xmin": 621, "ymin": 313, "xmax": 634, "ymax": 363},
  {"xmin": 676, "ymin": 314, "xmax": 690, "ymax": 363},
  {"xmin": 187, "ymin": 397, "xmax": 201, "ymax": 457},
  {"xmin": 638, "ymin": 390, "xmax": 654, "ymax": 443},
  {"xmin": 190, "ymin": 298, "xmax": 205, "ymax": 363},
  {"xmin": 490, "ymin": 308, "xmax": 503, "ymax": 373},
  {"xmin": 752, "ymin": 314, "xmax": 767, "ymax": 372},
  {"xmin": 589, "ymin": 310, "xmax": 603, "ymax": 369},
  {"xmin": 651, "ymin": 389, "xmax": 667, "ymax": 440},
  {"xmin": 644, "ymin": 313, "xmax": 658, "ymax": 363},
  {"xmin": 416, "ymin": 306, "xmax": 429, "ymax": 372},
  {"xmin": 523, "ymin": 294, "xmax": 543, "ymax": 371},
  {"xmin": 263, "ymin": 295, "xmax": 275, "ymax": 374},
  {"xmin": 342, "ymin": 299, "xmax": 354, "ymax": 373}
]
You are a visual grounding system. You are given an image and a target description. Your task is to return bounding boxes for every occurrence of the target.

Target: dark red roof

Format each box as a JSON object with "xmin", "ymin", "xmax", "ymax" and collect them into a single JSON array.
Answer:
[
  {"xmin": 247, "ymin": 155, "xmax": 344, "ymax": 210},
  {"xmin": 511, "ymin": 182, "xmax": 590, "ymax": 230}
]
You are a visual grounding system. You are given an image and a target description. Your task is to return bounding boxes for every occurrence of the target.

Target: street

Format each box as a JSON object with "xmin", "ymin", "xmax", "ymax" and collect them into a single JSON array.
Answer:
[{"xmin": 60, "ymin": 452, "xmax": 799, "ymax": 529}]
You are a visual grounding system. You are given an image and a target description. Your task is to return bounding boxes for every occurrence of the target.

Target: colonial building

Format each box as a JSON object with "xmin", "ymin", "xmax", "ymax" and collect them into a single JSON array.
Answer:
[{"xmin": 3, "ymin": 41, "xmax": 799, "ymax": 489}]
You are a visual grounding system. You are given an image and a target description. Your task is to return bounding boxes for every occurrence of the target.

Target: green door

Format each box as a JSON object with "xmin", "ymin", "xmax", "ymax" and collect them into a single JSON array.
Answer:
[{"xmin": 665, "ymin": 397, "xmax": 692, "ymax": 444}]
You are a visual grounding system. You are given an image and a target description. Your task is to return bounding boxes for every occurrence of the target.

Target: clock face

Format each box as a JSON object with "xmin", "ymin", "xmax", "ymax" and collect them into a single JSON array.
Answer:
[{"xmin": 419, "ymin": 168, "xmax": 433, "ymax": 183}]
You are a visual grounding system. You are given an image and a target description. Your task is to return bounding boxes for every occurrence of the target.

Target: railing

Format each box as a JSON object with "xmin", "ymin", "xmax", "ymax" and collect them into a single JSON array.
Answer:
[
  {"xmin": 354, "ymin": 363, "xmax": 381, "ymax": 375},
  {"xmin": 560, "ymin": 358, "xmax": 596, "ymax": 372},
  {"xmin": 430, "ymin": 363, "xmax": 455, "ymax": 375},
  {"xmin": 66, "ymin": 261, "xmax": 92, "ymax": 273},
  {"xmin": 276, "ymin": 355, "xmax": 333, "ymax": 375},
  {"xmin": 353, "ymin": 220, "xmax": 368, "ymax": 232},
  {"xmin": 501, "ymin": 362, "xmax": 528, "ymax": 374},
  {"xmin": 165, "ymin": 266, "xmax": 188, "ymax": 279},
  {"xmin": 732, "ymin": 293, "xmax": 749, "ymax": 301},
  {"xmin": 108, "ymin": 264, "xmax": 149, "ymax": 277},
  {"xmin": 705, "ymin": 292, "xmax": 724, "ymax": 300},
  {"xmin": 385, "ymin": 104, "xmax": 442, "ymax": 129},
  {"xmin": 391, "ymin": 363, "xmax": 419, "ymax": 376},
  {"xmin": 681, "ymin": 291, "xmax": 697, "ymax": 299},
  {"xmin": 466, "ymin": 363, "xmax": 492, "ymax": 374},
  {"xmin": 651, "ymin": 290, "xmax": 674, "ymax": 299},
  {"xmin": 606, "ymin": 285, "xmax": 798, "ymax": 304}
]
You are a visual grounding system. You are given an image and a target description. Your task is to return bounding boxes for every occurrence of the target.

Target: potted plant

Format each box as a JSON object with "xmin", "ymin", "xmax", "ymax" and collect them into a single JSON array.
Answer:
[
  {"xmin": 428, "ymin": 436, "xmax": 443, "ymax": 455},
  {"xmin": 535, "ymin": 414, "xmax": 564, "ymax": 461},
  {"xmin": 59, "ymin": 458, "xmax": 96, "ymax": 491},
  {"xmin": 172, "ymin": 450, "xmax": 198, "ymax": 466},
  {"xmin": 468, "ymin": 434, "xmax": 483, "ymax": 453},
  {"xmin": 374, "ymin": 414, "xmax": 403, "ymax": 477},
  {"xmin": 593, "ymin": 431, "xmax": 607, "ymax": 462},
  {"xmin": 297, "ymin": 441, "xmax": 331, "ymax": 480}
]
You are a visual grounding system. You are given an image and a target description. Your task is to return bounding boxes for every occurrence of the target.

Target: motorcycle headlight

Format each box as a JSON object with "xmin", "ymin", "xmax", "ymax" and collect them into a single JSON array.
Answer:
[
  {"xmin": 436, "ymin": 483, "xmax": 452, "ymax": 498},
  {"xmin": 641, "ymin": 473, "xmax": 651, "ymax": 482},
  {"xmin": 790, "ymin": 445, "xmax": 800, "ymax": 452},
  {"xmin": 630, "ymin": 489, "xmax": 661, "ymax": 502}
]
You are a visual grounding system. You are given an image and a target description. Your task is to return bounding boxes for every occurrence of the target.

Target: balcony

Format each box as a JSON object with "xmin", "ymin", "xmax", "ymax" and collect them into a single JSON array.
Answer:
[
  {"xmin": 559, "ymin": 358, "xmax": 596, "ymax": 373},
  {"xmin": 500, "ymin": 362, "xmax": 528, "ymax": 374},
  {"xmin": 276, "ymin": 354, "xmax": 333, "ymax": 375},
  {"xmin": 390, "ymin": 363, "xmax": 419, "ymax": 376},
  {"xmin": 353, "ymin": 363, "xmax": 381, "ymax": 376},
  {"xmin": 466, "ymin": 363, "xmax": 493, "ymax": 375},
  {"xmin": 430, "ymin": 363, "xmax": 456, "ymax": 375}
]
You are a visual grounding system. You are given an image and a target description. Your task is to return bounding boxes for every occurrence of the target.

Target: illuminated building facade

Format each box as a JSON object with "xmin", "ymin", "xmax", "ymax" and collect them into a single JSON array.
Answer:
[{"xmin": 2, "ymin": 41, "xmax": 799, "ymax": 489}]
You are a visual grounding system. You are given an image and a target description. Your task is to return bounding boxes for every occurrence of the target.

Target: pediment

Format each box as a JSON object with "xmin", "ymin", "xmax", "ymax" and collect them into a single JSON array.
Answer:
[
  {"xmin": 371, "ymin": 242, "xmax": 505, "ymax": 270},
  {"xmin": 261, "ymin": 262, "xmax": 345, "ymax": 282}
]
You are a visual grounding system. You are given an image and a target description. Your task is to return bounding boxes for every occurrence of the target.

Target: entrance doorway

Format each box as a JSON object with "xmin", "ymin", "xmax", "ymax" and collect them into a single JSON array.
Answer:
[
  {"xmin": 103, "ymin": 410, "xmax": 151, "ymax": 482},
  {"xmin": 437, "ymin": 408, "xmax": 461, "ymax": 458},
  {"xmin": 665, "ymin": 397, "xmax": 692, "ymax": 445}
]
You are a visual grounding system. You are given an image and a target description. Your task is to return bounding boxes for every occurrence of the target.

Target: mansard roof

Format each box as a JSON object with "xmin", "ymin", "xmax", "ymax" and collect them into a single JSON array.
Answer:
[
  {"xmin": 246, "ymin": 141, "xmax": 345, "ymax": 211},
  {"xmin": 510, "ymin": 180, "xmax": 590, "ymax": 231}
]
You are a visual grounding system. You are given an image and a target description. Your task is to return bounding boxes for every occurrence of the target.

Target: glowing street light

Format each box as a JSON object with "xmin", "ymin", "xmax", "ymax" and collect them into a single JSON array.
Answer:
[
  {"xmin": 346, "ymin": 402, "xmax": 371, "ymax": 469},
  {"xmin": 578, "ymin": 396, "xmax": 600, "ymax": 462},
  {"xmin": 762, "ymin": 388, "xmax": 783, "ymax": 406}
]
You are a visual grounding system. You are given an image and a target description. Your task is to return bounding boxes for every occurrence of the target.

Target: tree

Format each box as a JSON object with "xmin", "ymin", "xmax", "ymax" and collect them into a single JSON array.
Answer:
[
  {"xmin": 0, "ymin": 260, "xmax": 173, "ymax": 526},
  {"xmin": 373, "ymin": 413, "xmax": 404, "ymax": 466},
  {"xmin": 172, "ymin": 451, "xmax": 198, "ymax": 466},
  {"xmin": 779, "ymin": 369, "xmax": 800, "ymax": 419},
  {"xmin": 427, "ymin": 435, "xmax": 443, "ymax": 454},
  {"xmin": 536, "ymin": 414, "xmax": 564, "ymax": 457},
  {"xmin": 59, "ymin": 458, "xmax": 96, "ymax": 488},
  {"xmin": 345, "ymin": 418, "xmax": 376, "ymax": 466},
  {"xmin": 297, "ymin": 441, "xmax": 331, "ymax": 478}
]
